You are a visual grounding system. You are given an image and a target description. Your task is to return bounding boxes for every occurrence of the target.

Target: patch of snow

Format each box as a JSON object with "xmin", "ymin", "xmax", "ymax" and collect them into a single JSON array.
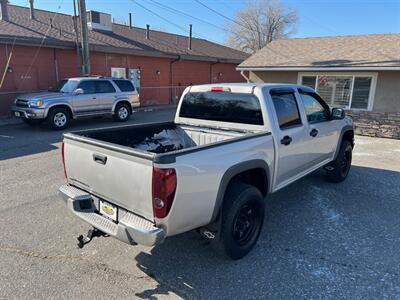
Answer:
[
  {"xmin": 353, "ymin": 152, "xmax": 374, "ymax": 156},
  {"xmin": 134, "ymin": 129, "xmax": 184, "ymax": 153}
]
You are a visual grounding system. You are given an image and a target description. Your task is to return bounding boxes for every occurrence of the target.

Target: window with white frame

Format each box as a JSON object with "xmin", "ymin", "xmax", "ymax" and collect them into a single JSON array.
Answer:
[
  {"xmin": 111, "ymin": 67, "xmax": 126, "ymax": 79},
  {"xmin": 299, "ymin": 74, "xmax": 376, "ymax": 110}
]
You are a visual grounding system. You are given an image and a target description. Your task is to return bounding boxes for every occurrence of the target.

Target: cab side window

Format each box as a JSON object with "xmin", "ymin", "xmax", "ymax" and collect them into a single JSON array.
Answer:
[
  {"xmin": 270, "ymin": 91, "xmax": 302, "ymax": 129},
  {"xmin": 299, "ymin": 91, "xmax": 330, "ymax": 123},
  {"xmin": 77, "ymin": 80, "xmax": 96, "ymax": 94}
]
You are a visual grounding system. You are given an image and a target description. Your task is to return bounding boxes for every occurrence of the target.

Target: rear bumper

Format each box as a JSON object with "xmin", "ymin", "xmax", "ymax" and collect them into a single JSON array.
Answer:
[
  {"xmin": 59, "ymin": 184, "xmax": 165, "ymax": 247},
  {"xmin": 11, "ymin": 106, "xmax": 47, "ymax": 119}
]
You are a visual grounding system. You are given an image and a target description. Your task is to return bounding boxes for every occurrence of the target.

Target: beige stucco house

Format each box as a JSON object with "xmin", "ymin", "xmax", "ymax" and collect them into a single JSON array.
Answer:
[{"xmin": 237, "ymin": 34, "xmax": 400, "ymax": 138}]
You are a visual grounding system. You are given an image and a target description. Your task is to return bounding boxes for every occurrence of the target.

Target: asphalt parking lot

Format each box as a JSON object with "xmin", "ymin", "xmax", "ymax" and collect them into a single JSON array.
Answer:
[{"xmin": 1, "ymin": 109, "xmax": 399, "ymax": 299}]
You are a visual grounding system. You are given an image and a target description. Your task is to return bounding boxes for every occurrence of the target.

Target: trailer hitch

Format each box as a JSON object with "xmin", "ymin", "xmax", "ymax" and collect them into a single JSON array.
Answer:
[{"xmin": 77, "ymin": 227, "xmax": 107, "ymax": 249}]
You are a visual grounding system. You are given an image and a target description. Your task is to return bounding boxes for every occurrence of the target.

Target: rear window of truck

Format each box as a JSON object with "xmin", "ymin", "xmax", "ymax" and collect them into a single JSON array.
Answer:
[{"xmin": 179, "ymin": 92, "xmax": 264, "ymax": 125}]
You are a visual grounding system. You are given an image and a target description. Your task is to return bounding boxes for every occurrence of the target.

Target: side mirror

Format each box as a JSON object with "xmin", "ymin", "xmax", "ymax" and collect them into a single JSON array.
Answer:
[
  {"xmin": 73, "ymin": 88, "xmax": 84, "ymax": 95},
  {"xmin": 331, "ymin": 107, "xmax": 345, "ymax": 120}
]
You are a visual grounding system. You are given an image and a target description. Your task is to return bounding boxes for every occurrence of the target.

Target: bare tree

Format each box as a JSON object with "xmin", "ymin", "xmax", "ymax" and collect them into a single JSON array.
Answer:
[{"xmin": 226, "ymin": 0, "xmax": 297, "ymax": 53}]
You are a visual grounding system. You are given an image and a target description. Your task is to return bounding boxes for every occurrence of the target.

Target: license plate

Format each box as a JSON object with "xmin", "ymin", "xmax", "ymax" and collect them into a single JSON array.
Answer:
[
  {"xmin": 14, "ymin": 111, "xmax": 21, "ymax": 117},
  {"xmin": 99, "ymin": 200, "xmax": 118, "ymax": 221}
]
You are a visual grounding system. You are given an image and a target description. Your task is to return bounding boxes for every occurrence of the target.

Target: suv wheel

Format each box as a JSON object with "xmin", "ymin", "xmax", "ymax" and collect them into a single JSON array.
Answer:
[
  {"xmin": 325, "ymin": 140, "xmax": 352, "ymax": 182},
  {"xmin": 219, "ymin": 182, "xmax": 265, "ymax": 260},
  {"xmin": 113, "ymin": 103, "xmax": 131, "ymax": 122},
  {"xmin": 47, "ymin": 108, "xmax": 70, "ymax": 130}
]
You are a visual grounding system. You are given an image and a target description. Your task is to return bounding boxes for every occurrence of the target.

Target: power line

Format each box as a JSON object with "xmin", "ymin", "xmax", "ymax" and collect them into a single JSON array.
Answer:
[
  {"xmin": 145, "ymin": 0, "xmax": 230, "ymax": 34},
  {"xmin": 130, "ymin": 0, "xmax": 222, "ymax": 44},
  {"xmin": 129, "ymin": 0, "xmax": 189, "ymax": 35},
  {"xmin": 194, "ymin": 0, "xmax": 252, "ymax": 32}
]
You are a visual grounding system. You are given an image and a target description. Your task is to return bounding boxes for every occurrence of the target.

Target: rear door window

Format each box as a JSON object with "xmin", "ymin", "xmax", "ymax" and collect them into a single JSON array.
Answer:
[
  {"xmin": 96, "ymin": 80, "xmax": 116, "ymax": 93},
  {"xmin": 270, "ymin": 90, "xmax": 302, "ymax": 129},
  {"xmin": 179, "ymin": 91, "xmax": 264, "ymax": 125},
  {"xmin": 113, "ymin": 80, "xmax": 135, "ymax": 92},
  {"xmin": 77, "ymin": 80, "xmax": 96, "ymax": 94}
]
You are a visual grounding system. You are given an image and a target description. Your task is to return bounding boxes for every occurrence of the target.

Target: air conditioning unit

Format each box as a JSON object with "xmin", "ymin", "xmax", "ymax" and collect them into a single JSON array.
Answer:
[{"xmin": 87, "ymin": 11, "xmax": 112, "ymax": 32}]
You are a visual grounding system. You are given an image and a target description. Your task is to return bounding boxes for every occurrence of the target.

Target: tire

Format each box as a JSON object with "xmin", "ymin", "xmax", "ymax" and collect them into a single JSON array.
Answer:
[
  {"xmin": 47, "ymin": 107, "xmax": 70, "ymax": 130},
  {"xmin": 113, "ymin": 103, "xmax": 131, "ymax": 122},
  {"xmin": 22, "ymin": 119, "xmax": 43, "ymax": 126},
  {"xmin": 326, "ymin": 140, "xmax": 352, "ymax": 183},
  {"xmin": 219, "ymin": 182, "xmax": 265, "ymax": 260}
]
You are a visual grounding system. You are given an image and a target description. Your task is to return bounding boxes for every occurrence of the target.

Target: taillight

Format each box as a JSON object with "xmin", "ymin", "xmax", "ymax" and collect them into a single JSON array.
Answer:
[
  {"xmin": 152, "ymin": 167, "xmax": 177, "ymax": 219},
  {"xmin": 61, "ymin": 142, "xmax": 67, "ymax": 178}
]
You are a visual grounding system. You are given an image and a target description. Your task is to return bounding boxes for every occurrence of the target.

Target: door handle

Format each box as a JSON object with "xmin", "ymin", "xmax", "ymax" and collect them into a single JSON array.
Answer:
[
  {"xmin": 93, "ymin": 153, "xmax": 107, "ymax": 165},
  {"xmin": 310, "ymin": 128, "xmax": 319, "ymax": 137},
  {"xmin": 280, "ymin": 135, "xmax": 292, "ymax": 146},
  {"xmin": 92, "ymin": 97, "xmax": 97, "ymax": 99}
]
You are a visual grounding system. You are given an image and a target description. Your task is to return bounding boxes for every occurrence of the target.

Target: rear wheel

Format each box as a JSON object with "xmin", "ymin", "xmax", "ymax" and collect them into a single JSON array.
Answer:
[
  {"xmin": 113, "ymin": 103, "xmax": 131, "ymax": 122},
  {"xmin": 219, "ymin": 182, "xmax": 265, "ymax": 260},
  {"xmin": 47, "ymin": 107, "xmax": 70, "ymax": 130},
  {"xmin": 326, "ymin": 140, "xmax": 352, "ymax": 182}
]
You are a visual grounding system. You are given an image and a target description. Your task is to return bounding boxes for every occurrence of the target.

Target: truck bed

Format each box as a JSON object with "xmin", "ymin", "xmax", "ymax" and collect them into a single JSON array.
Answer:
[{"xmin": 70, "ymin": 122, "xmax": 247, "ymax": 158}]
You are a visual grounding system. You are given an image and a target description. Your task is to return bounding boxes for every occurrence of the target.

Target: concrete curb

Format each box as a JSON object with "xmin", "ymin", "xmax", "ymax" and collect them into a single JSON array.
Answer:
[{"xmin": 0, "ymin": 104, "xmax": 177, "ymax": 127}]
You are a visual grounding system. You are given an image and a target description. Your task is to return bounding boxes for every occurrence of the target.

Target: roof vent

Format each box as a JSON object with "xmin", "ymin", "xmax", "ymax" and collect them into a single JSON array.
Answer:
[
  {"xmin": 87, "ymin": 11, "xmax": 112, "ymax": 31},
  {"xmin": 0, "ymin": 0, "xmax": 9, "ymax": 21}
]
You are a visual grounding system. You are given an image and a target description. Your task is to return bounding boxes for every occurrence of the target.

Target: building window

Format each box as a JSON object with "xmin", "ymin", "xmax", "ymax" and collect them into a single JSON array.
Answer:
[
  {"xmin": 111, "ymin": 67, "xmax": 126, "ymax": 79},
  {"xmin": 299, "ymin": 74, "xmax": 376, "ymax": 110}
]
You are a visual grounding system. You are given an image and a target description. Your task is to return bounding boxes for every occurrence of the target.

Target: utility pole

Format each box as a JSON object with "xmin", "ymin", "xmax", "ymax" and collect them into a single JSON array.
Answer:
[
  {"xmin": 72, "ymin": 0, "xmax": 82, "ymax": 74},
  {"xmin": 77, "ymin": 0, "xmax": 90, "ymax": 76}
]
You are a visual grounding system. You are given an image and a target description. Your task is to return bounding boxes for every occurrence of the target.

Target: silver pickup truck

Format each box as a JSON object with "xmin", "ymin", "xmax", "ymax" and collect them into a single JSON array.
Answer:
[
  {"xmin": 11, "ymin": 77, "xmax": 139, "ymax": 130},
  {"xmin": 59, "ymin": 83, "xmax": 354, "ymax": 259}
]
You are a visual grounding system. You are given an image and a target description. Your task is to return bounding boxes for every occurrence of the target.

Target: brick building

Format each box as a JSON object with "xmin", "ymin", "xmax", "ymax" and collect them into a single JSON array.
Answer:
[{"xmin": 0, "ymin": 3, "xmax": 248, "ymax": 116}]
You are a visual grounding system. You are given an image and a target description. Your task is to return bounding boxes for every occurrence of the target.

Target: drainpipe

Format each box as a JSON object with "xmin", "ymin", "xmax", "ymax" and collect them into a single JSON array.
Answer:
[
  {"xmin": 209, "ymin": 60, "xmax": 219, "ymax": 83},
  {"xmin": 169, "ymin": 56, "xmax": 180, "ymax": 104},
  {"xmin": 240, "ymin": 70, "xmax": 251, "ymax": 83},
  {"xmin": 53, "ymin": 48, "xmax": 59, "ymax": 83}
]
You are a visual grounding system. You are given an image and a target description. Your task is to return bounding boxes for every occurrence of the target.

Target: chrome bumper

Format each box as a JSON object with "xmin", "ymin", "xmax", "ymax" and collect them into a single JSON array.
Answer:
[
  {"xmin": 59, "ymin": 184, "xmax": 165, "ymax": 247},
  {"xmin": 11, "ymin": 106, "xmax": 47, "ymax": 119}
]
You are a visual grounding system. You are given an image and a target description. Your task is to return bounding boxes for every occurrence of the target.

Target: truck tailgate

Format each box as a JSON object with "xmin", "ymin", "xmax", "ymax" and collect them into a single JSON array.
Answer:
[{"xmin": 63, "ymin": 137, "xmax": 154, "ymax": 221}]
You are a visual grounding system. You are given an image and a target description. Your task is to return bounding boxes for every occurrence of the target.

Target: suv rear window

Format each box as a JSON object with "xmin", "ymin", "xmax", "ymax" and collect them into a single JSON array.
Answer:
[
  {"xmin": 179, "ymin": 92, "xmax": 264, "ymax": 125},
  {"xmin": 113, "ymin": 80, "xmax": 135, "ymax": 92}
]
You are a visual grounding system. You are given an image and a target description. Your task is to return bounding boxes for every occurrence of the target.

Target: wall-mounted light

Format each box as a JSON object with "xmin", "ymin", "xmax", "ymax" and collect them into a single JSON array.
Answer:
[
  {"xmin": 7, "ymin": 66, "xmax": 13, "ymax": 73},
  {"xmin": 156, "ymin": 70, "xmax": 161, "ymax": 75},
  {"xmin": 218, "ymin": 72, "xmax": 222, "ymax": 77}
]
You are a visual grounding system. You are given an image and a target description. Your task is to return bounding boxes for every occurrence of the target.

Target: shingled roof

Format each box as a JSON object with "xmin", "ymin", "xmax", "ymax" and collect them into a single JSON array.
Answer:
[
  {"xmin": 238, "ymin": 34, "xmax": 400, "ymax": 70},
  {"xmin": 0, "ymin": 5, "xmax": 248, "ymax": 63}
]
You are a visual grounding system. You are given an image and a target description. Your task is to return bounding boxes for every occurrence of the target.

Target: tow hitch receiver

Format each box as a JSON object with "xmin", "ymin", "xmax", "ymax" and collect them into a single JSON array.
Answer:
[{"xmin": 77, "ymin": 227, "xmax": 107, "ymax": 248}]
